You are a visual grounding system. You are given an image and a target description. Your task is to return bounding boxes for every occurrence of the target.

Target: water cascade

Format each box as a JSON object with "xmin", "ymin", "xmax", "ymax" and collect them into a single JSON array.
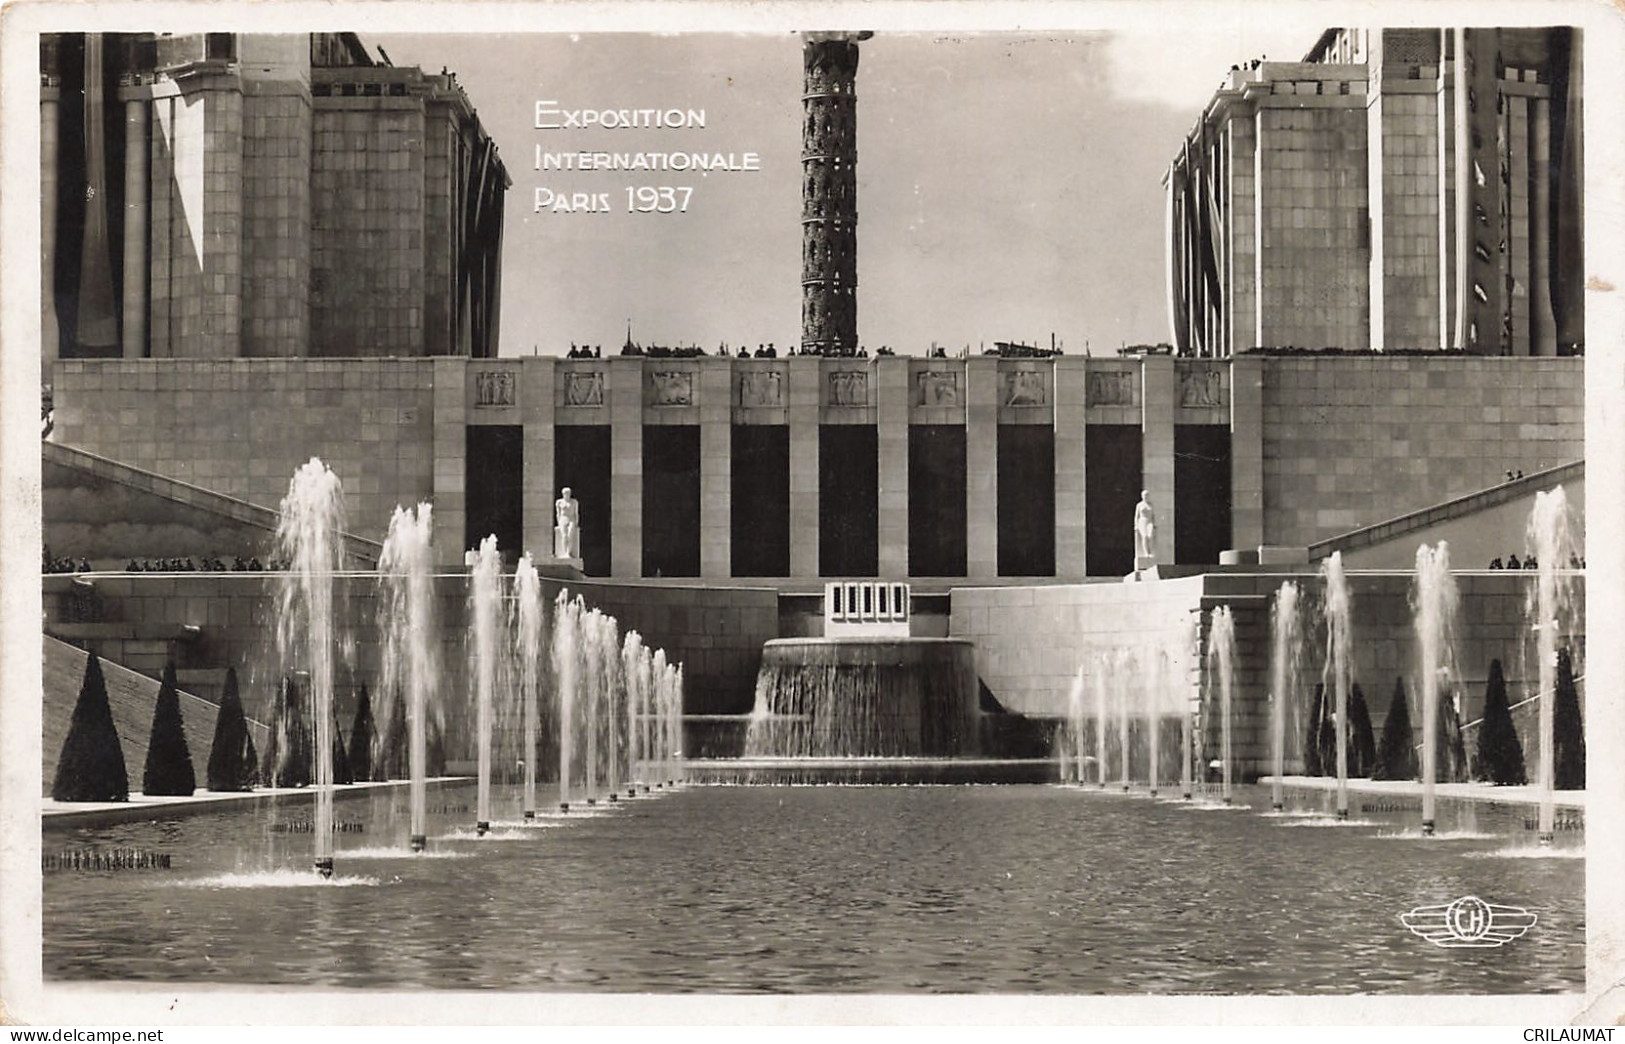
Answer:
[
  {"xmin": 1527, "ymin": 487, "xmax": 1576, "ymax": 845},
  {"xmin": 469, "ymin": 536, "xmax": 503, "ymax": 835},
  {"xmin": 1208, "ymin": 606, "xmax": 1237, "ymax": 804},
  {"xmin": 377, "ymin": 502, "xmax": 437, "ymax": 851},
  {"xmin": 274, "ymin": 459, "xmax": 347, "ymax": 877},
  {"xmin": 743, "ymin": 640, "xmax": 977, "ymax": 759},
  {"xmin": 1320, "ymin": 552, "xmax": 1353, "ymax": 819},
  {"xmin": 514, "ymin": 553, "xmax": 544, "ymax": 819},
  {"xmin": 1268, "ymin": 581, "xmax": 1303, "ymax": 811}
]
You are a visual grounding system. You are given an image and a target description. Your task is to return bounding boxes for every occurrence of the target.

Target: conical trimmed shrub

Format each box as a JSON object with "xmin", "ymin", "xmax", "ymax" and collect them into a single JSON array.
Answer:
[
  {"xmin": 379, "ymin": 691, "xmax": 407, "ymax": 780},
  {"xmin": 207, "ymin": 667, "xmax": 257, "ymax": 792},
  {"xmin": 1553, "ymin": 647, "xmax": 1585, "ymax": 790},
  {"xmin": 141, "ymin": 660, "xmax": 196, "ymax": 796},
  {"xmin": 1303, "ymin": 684, "xmax": 1326, "ymax": 776},
  {"xmin": 1372, "ymin": 676, "xmax": 1419, "ymax": 781},
  {"xmin": 1348, "ymin": 682, "xmax": 1376, "ymax": 778},
  {"xmin": 329, "ymin": 706, "xmax": 353, "ymax": 786},
  {"xmin": 427, "ymin": 717, "xmax": 447, "ymax": 778},
  {"xmin": 1437, "ymin": 684, "xmax": 1469, "ymax": 783},
  {"xmin": 348, "ymin": 685, "xmax": 377, "ymax": 782},
  {"xmin": 52, "ymin": 652, "xmax": 129, "ymax": 802},
  {"xmin": 1474, "ymin": 659, "xmax": 1526, "ymax": 785},
  {"xmin": 262, "ymin": 675, "xmax": 313, "ymax": 787}
]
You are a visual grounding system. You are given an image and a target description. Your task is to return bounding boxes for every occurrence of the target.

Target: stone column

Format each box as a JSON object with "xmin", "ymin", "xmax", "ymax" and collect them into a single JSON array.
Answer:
[
  {"xmin": 1140, "ymin": 354, "xmax": 1176, "ymax": 565},
  {"xmin": 121, "ymin": 96, "xmax": 149, "ymax": 359},
  {"xmin": 431, "ymin": 357, "xmax": 468, "ymax": 567},
  {"xmin": 1228, "ymin": 355, "xmax": 1265, "ymax": 550},
  {"xmin": 1053, "ymin": 357, "xmax": 1088, "ymax": 580},
  {"xmin": 699, "ymin": 358, "xmax": 732, "ymax": 579},
  {"xmin": 876, "ymin": 356, "xmax": 908, "ymax": 577},
  {"xmin": 1529, "ymin": 95, "xmax": 1556, "ymax": 356},
  {"xmin": 521, "ymin": 357, "xmax": 556, "ymax": 559},
  {"xmin": 41, "ymin": 76, "xmax": 60, "ymax": 365},
  {"xmin": 788, "ymin": 355, "xmax": 820, "ymax": 578},
  {"xmin": 965, "ymin": 357, "xmax": 998, "ymax": 578},
  {"xmin": 609, "ymin": 357, "xmax": 644, "ymax": 577}
]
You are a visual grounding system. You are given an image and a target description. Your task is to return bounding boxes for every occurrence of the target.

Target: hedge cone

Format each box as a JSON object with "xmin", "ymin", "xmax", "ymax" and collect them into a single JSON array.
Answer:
[
  {"xmin": 1473, "ymin": 659, "xmax": 1526, "ymax": 785},
  {"xmin": 141, "ymin": 660, "xmax": 196, "ymax": 796},
  {"xmin": 1553, "ymin": 647, "xmax": 1585, "ymax": 790},
  {"xmin": 207, "ymin": 666, "xmax": 257, "ymax": 792},
  {"xmin": 1372, "ymin": 676, "xmax": 1419, "ymax": 781},
  {"xmin": 52, "ymin": 652, "xmax": 128, "ymax": 802}
]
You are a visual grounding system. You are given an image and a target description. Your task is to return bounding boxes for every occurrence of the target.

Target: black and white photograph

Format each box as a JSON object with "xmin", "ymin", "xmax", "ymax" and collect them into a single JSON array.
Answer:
[{"xmin": 2, "ymin": 0, "xmax": 1623, "ymax": 1028}]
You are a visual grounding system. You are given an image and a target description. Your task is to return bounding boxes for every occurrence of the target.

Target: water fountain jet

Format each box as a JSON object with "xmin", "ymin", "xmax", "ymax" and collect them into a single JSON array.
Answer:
[
  {"xmin": 378, "ymin": 502, "xmax": 437, "ymax": 852},
  {"xmin": 515, "ymin": 553, "xmax": 544, "ymax": 819},
  {"xmin": 1268, "ymin": 581, "xmax": 1303, "ymax": 811},
  {"xmin": 469, "ymin": 536, "xmax": 504, "ymax": 836},
  {"xmin": 1320, "ymin": 552, "xmax": 1353, "ymax": 819},
  {"xmin": 274, "ymin": 458, "xmax": 347, "ymax": 877},
  {"xmin": 1527, "ymin": 487, "xmax": 1577, "ymax": 846},
  {"xmin": 1208, "ymin": 606, "xmax": 1237, "ymax": 805}
]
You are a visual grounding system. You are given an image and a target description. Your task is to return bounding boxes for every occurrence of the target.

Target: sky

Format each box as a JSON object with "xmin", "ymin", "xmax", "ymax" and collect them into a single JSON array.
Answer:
[{"xmin": 376, "ymin": 24, "xmax": 1315, "ymax": 358}]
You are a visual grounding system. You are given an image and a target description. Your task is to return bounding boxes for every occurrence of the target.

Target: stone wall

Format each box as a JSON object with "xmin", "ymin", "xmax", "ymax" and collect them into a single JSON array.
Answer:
[
  {"xmin": 952, "ymin": 570, "xmax": 1584, "ymax": 779},
  {"xmin": 48, "ymin": 354, "xmax": 1584, "ymax": 577},
  {"xmin": 43, "ymin": 635, "xmax": 271, "ymax": 796},
  {"xmin": 51, "ymin": 358, "xmax": 438, "ymax": 545},
  {"xmin": 43, "ymin": 571, "xmax": 778, "ymax": 752},
  {"xmin": 311, "ymin": 99, "xmax": 426, "ymax": 356},
  {"xmin": 1259, "ymin": 356, "xmax": 1582, "ymax": 548}
]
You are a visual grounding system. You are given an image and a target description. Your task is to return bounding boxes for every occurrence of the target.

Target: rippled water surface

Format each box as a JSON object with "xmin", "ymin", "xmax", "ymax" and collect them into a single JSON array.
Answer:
[{"xmin": 43, "ymin": 783, "xmax": 1583, "ymax": 992}]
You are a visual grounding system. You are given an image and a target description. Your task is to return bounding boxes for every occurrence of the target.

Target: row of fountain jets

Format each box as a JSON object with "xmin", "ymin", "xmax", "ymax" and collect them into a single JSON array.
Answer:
[
  {"xmin": 277, "ymin": 459, "xmax": 686, "ymax": 878},
  {"xmin": 1059, "ymin": 486, "xmax": 1578, "ymax": 845}
]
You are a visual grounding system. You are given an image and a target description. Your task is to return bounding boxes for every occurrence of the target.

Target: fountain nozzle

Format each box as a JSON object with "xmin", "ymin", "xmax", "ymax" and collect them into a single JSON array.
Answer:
[
  {"xmin": 1271, "ymin": 802, "xmax": 1284, "ymax": 812},
  {"xmin": 1538, "ymin": 831, "xmax": 1554, "ymax": 847},
  {"xmin": 1421, "ymin": 819, "xmax": 1436, "ymax": 836},
  {"xmin": 523, "ymin": 810, "xmax": 536, "ymax": 820},
  {"xmin": 314, "ymin": 857, "xmax": 334, "ymax": 879},
  {"xmin": 476, "ymin": 820, "xmax": 490, "ymax": 837},
  {"xmin": 409, "ymin": 834, "xmax": 427, "ymax": 853},
  {"xmin": 1336, "ymin": 807, "xmax": 1349, "ymax": 820},
  {"xmin": 587, "ymin": 798, "xmax": 597, "ymax": 807},
  {"xmin": 559, "ymin": 802, "xmax": 570, "ymax": 813}
]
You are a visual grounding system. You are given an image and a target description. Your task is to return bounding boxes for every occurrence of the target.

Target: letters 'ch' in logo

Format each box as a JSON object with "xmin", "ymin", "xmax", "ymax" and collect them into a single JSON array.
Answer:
[{"xmin": 1402, "ymin": 896, "xmax": 1536, "ymax": 948}]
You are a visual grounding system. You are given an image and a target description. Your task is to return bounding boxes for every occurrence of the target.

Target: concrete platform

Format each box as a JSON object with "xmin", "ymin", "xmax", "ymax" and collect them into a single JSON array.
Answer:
[
  {"xmin": 41, "ymin": 777, "xmax": 471, "ymax": 831},
  {"xmin": 683, "ymin": 757, "xmax": 1059, "ymax": 785},
  {"xmin": 1264, "ymin": 774, "xmax": 1585, "ymax": 811}
]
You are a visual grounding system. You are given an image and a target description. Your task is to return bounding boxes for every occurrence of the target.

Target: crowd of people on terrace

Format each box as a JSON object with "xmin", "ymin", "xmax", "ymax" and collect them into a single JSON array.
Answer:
[
  {"xmin": 556, "ymin": 339, "xmax": 1099, "ymax": 360},
  {"xmin": 1489, "ymin": 553, "xmax": 1585, "ymax": 570}
]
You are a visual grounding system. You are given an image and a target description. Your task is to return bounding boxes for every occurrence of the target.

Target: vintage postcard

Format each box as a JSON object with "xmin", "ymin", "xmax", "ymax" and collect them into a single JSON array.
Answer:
[{"xmin": 2, "ymin": 0, "xmax": 1622, "ymax": 1030}]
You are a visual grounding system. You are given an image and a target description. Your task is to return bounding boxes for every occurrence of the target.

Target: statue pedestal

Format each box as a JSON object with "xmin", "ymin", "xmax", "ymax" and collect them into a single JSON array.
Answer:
[
  {"xmin": 1123, "ymin": 559, "xmax": 1160, "ymax": 583},
  {"xmin": 544, "ymin": 555, "xmax": 583, "ymax": 570}
]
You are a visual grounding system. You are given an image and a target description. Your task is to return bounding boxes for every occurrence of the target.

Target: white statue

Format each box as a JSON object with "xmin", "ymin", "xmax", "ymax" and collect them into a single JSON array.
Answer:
[
  {"xmin": 1133, "ymin": 489, "xmax": 1156, "ymax": 562},
  {"xmin": 554, "ymin": 487, "xmax": 580, "ymax": 559}
]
